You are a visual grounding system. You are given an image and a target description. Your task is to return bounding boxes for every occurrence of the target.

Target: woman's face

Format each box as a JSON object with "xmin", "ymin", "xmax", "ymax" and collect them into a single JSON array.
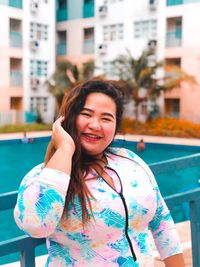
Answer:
[{"xmin": 76, "ymin": 92, "xmax": 117, "ymax": 157}]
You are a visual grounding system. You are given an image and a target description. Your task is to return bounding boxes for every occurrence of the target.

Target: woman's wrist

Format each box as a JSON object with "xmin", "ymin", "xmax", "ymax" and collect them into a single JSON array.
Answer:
[{"xmin": 57, "ymin": 144, "xmax": 75, "ymax": 155}]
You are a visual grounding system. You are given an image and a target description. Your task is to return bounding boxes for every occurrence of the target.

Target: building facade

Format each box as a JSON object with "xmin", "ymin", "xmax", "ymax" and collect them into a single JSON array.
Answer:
[
  {"xmin": 0, "ymin": 0, "xmax": 56, "ymax": 125},
  {"xmin": 95, "ymin": 0, "xmax": 200, "ymax": 123},
  {"xmin": 56, "ymin": 0, "xmax": 95, "ymax": 65},
  {"xmin": 0, "ymin": 0, "xmax": 200, "ymax": 125},
  {"xmin": 95, "ymin": 0, "xmax": 160, "ymax": 121},
  {"xmin": 164, "ymin": 0, "xmax": 200, "ymax": 122}
]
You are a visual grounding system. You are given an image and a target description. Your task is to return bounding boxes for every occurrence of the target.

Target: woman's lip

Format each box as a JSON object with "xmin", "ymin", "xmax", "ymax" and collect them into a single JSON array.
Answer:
[{"xmin": 81, "ymin": 133, "xmax": 102, "ymax": 141}]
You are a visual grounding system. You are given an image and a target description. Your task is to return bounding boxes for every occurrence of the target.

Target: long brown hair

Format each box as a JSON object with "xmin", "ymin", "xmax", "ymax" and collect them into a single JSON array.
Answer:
[{"xmin": 45, "ymin": 79, "xmax": 124, "ymax": 223}]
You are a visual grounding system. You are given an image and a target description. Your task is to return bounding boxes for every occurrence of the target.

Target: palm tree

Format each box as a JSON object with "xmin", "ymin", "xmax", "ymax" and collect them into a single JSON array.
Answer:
[
  {"xmin": 47, "ymin": 60, "xmax": 95, "ymax": 112},
  {"xmin": 111, "ymin": 49, "xmax": 195, "ymax": 121}
]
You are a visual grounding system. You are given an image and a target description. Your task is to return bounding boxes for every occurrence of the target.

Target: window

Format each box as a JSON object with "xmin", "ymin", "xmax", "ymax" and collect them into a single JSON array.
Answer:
[
  {"xmin": 103, "ymin": 23, "xmax": 124, "ymax": 42},
  {"xmin": 57, "ymin": 0, "xmax": 67, "ymax": 9},
  {"xmin": 165, "ymin": 98, "xmax": 180, "ymax": 118},
  {"xmin": 166, "ymin": 17, "xmax": 182, "ymax": 47},
  {"xmin": 102, "ymin": 61, "xmax": 114, "ymax": 76},
  {"xmin": 30, "ymin": 60, "xmax": 48, "ymax": 77},
  {"xmin": 134, "ymin": 19, "xmax": 157, "ymax": 39},
  {"xmin": 83, "ymin": 27, "xmax": 94, "ymax": 54},
  {"xmin": 30, "ymin": 97, "xmax": 48, "ymax": 112},
  {"xmin": 30, "ymin": 22, "xmax": 48, "ymax": 40}
]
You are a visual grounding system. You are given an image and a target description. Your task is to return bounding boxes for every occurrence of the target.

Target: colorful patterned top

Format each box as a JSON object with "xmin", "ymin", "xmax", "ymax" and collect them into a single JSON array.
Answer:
[{"xmin": 14, "ymin": 148, "xmax": 182, "ymax": 267}]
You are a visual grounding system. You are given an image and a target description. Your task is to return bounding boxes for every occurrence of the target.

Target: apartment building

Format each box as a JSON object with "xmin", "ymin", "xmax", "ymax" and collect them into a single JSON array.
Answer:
[
  {"xmin": 95, "ymin": 0, "xmax": 200, "ymax": 122},
  {"xmin": 95, "ymin": 0, "xmax": 160, "ymax": 121},
  {"xmin": 0, "ymin": 0, "xmax": 56, "ymax": 125},
  {"xmin": 56, "ymin": 0, "xmax": 95, "ymax": 65},
  {"xmin": 164, "ymin": 0, "xmax": 200, "ymax": 122},
  {"xmin": 1, "ymin": 0, "xmax": 200, "ymax": 125}
]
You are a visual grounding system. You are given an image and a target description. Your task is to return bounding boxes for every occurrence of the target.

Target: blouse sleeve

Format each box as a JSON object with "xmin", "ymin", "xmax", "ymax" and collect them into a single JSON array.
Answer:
[
  {"xmin": 148, "ymin": 170, "xmax": 182, "ymax": 260},
  {"xmin": 14, "ymin": 163, "xmax": 70, "ymax": 238}
]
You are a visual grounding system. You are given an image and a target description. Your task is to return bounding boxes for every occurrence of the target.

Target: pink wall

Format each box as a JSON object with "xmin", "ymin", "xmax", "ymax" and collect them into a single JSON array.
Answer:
[
  {"xmin": 165, "ymin": 47, "xmax": 200, "ymax": 122},
  {"xmin": 0, "ymin": 47, "xmax": 23, "ymax": 112}
]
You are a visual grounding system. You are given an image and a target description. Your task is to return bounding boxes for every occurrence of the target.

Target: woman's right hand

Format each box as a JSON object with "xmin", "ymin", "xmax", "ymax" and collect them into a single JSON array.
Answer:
[{"xmin": 51, "ymin": 116, "xmax": 75, "ymax": 155}]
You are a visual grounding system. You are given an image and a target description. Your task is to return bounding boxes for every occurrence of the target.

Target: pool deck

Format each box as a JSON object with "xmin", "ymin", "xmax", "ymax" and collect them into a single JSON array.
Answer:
[
  {"xmin": 1, "ymin": 130, "xmax": 200, "ymax": 146},
  {"xmin": 0, "ymin": 131, "xmax": 198, "ymax": 266}
]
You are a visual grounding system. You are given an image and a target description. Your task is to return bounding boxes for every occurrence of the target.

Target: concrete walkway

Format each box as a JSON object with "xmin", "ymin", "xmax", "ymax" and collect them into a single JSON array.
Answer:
[
  {"xmin": 1, "ymin": 131, "xmax": 197, "ymax": 266},
  {"xmin": 1, "ymin": 130, "xmax": 200, "ymax": 146}
]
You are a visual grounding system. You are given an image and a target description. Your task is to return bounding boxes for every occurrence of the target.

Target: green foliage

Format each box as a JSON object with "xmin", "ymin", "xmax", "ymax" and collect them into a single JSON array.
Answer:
[
  {"xmin": 111, "ymin": 49, "xmax": 196, "ymax": 121},
  {"xmin": 0, "ymin": 123, "xmax": 51, "ymax": 134},
  {"xmin": 47, "ymin": 60, "xmax": 95, "ymax": 107}
]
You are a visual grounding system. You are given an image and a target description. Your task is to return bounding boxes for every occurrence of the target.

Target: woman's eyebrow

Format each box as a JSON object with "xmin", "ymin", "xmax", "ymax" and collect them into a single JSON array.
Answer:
[
  {"xmin": 81, "ymin": 108, "xmax": 115, "ymax": 118},
  {"xmin": 102, "ymin": 112, "xmax": 115, "ymax": 119}
]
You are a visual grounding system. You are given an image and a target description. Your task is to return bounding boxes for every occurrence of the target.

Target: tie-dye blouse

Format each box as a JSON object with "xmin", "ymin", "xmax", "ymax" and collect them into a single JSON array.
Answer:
[{"xmin": 14, "ymin": 148, "xmax": 182, "ymax": 266}]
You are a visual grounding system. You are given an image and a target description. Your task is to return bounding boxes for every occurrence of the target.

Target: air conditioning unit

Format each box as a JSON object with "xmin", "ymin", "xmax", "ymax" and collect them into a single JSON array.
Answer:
[
  {"xmin": 148, "ymin": 39, "xmax": 157, "ymax": 49},
  {"xmin": 98, "ymin": 5, "xmax": 108, "ymax": 17},
  {"xmin": 98, "ymin": 44, "xmax": 107, "ymax": 55},
  {"xmin": 30, "ymin": 77, "xmax": 40, "ymax": 90},
  {"xmin": 149, "ymin": 0, "xmax": 157, "ymax": 10},
  {"xmin": 30, "ymin": 40, "xmax": 39, "ymax": 52},
  {"xmin": 30, "ymin": 0, "xmax": 39, "ymax": 13}
]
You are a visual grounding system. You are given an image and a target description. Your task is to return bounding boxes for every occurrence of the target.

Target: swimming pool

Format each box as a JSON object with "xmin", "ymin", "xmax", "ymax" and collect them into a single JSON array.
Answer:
[
  {"xmin": 0, "ymin": 137, "xmax": 199, "ymax": 264},
  {"xmin": 0, "ymin": 136, "xmax": 199, "ymax": 194}
]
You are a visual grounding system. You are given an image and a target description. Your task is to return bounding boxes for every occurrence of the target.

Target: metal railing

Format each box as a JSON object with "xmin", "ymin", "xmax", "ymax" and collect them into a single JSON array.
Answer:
[
  {"xmin": 10, "ymin": 31, "xmax": 22, "ymax": 48},
  {"xmin": 0, "ymin": 191, "xmax": 45, "ymax": 267},
  {"xmin": 166, "ymin": 30, "xmax": 182, "ymax": 47},
  {"xmin": 9, "ymin": 0, "xmax": 22, "ymax": 9},
  {"xmin": 1, "ymin": 188, "xmax": 199, "ymax": 266},
  {"xmin": 10, "ymin": 70, "xmax": 22, "ymax": 86},
  {"xmin": 56, "ymin": 9, "xmax": 68, "ymax": 22},
  {"xmin": 83, "ymin": 39, "xmax": 94, "ymax": 54},
  {"xmin": 167, "ymin": 0, "xmax": 183, "ymax": 5},
  {"xmin": 1, "ymin": 153, "xmax": 200, "ymax": 266},
  {"xmin": 165, "ymin": 189, "xmax": 200, "ymax": 267},
  {"xmin": 83, "ymin": 1, "xmax": 94, "ymax": 18},
  {"xmin": 56, "ymin": 42, "xmax": 67, "ymax": 55}
]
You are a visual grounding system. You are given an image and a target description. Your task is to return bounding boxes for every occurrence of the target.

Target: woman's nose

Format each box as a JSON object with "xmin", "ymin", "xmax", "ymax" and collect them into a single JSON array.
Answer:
[{"xmin": 88, "ymin": 118, "xmax": 101, "ymax": 130}]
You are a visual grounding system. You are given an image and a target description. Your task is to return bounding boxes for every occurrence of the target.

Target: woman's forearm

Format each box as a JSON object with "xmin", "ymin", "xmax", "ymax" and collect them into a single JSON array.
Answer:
[
  {"xmin": 45, "ymin": 146, "xmax": 74, "ymax": 175},
  {"xmin": 164, "ymin": 253, "xmax": 185, "ymax": 267}
]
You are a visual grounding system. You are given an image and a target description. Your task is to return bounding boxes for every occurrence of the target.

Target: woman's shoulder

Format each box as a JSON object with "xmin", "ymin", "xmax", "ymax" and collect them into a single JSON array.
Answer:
[
  {"xmin": 27, "ymin": 163, "xmax": 45, "ymax": 176},
  {"xmin": 107, "ymin": 147, "xmax": 153, "ymax": 177},
  {"xmin": 107, "ymin": 147, "xmax": 137, "ymax": 159}
]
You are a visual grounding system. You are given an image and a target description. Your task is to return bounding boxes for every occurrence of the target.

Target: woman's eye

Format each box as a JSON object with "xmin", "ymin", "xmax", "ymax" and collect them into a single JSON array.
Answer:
[
  {"xmin": 102, "ymin": 118, "xmax": 111, "ymax": 122},
  {"xmin": 81, "ymin": 112, "xmax": 91, "ymax": 117}
]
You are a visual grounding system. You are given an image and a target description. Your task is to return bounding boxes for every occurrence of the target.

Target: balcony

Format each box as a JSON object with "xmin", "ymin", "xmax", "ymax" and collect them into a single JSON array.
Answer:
[
  {"xmin": 9, "ymin": 0, "xmax": 22, "ymax": 9},
  {"xmin": 56, "ymin": 9, "xmax": 68, "ymax": 22},
  {"xmin": 83, "ymin": 1, "xmax": 94, "ymax": 18},
  {"xmin": 10, "ymin": 70, "xmax": 22, "ymax": 87},
  {"xmin": 83, "ymin": 39, "xmax": 94, "ymax": 54},
  {"xmin": 10, "ymin": 31, "xmax": 22, "ymax": 48},
  {"xmin": 167, "ymin": 0, "xmax": 183, "ymax": 6},
  {"xmin": 56, "ymin": 42, "xmax": 67, "ymax": 55},
  {"xmin": 166, "ymin": 29, "xmax": 182, "ymax": 47}
]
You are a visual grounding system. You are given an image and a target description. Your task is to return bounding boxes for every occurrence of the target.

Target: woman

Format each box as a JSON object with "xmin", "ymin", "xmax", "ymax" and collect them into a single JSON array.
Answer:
[{"xmin": 14, "ymin": 80, "xmax": 185, "ymax": 266}]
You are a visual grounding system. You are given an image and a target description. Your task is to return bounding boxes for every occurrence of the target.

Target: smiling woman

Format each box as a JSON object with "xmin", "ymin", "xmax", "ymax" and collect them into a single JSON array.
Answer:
[
  {"xmin": 14, "ymin": 79, "xmax": 184, "ymax": 267},
  {"xmin": 76, "ymin": 92, "xmax": 117, "ymax": 157}
]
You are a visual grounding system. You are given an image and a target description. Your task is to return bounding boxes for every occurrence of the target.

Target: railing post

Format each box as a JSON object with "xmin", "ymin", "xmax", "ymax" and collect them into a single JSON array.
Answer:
[
  {"xmin": 20, "ymin": 248, "xmax": 35, "ymax": 267},
  {"xmin": 190, "ymin": 200, "xmax": 200, "ymax": 267}
]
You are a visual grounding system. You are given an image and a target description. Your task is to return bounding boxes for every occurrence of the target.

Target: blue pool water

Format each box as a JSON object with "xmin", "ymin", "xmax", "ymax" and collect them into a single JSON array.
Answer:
[{"xmin": 0, "ymin": 137, "xmax": 200, "ymax": 264}]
